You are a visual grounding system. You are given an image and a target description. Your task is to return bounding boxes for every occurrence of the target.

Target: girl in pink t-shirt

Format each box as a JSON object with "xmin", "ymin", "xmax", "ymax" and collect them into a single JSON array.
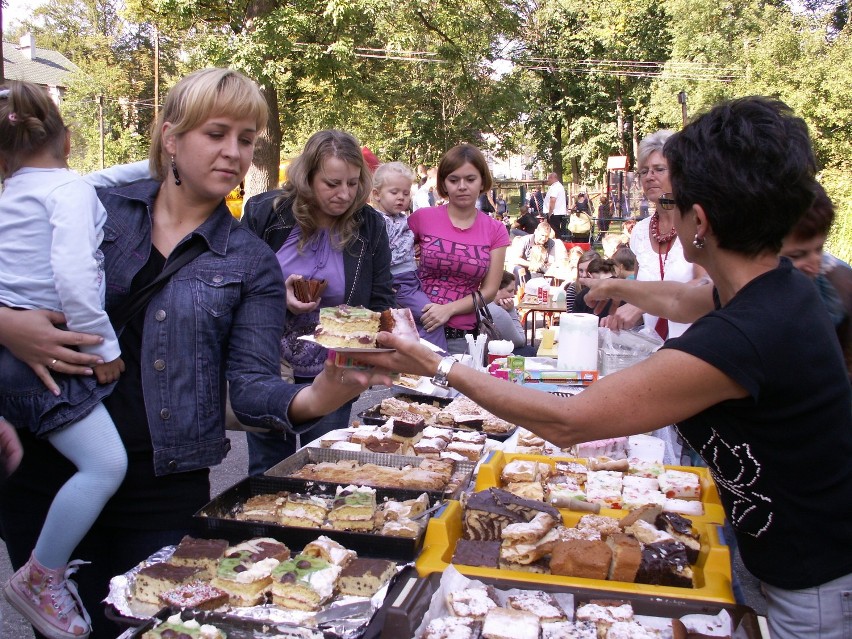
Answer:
[{"xmin": 407, "ymin": 144, "xmax": 510, "ymax": 353}]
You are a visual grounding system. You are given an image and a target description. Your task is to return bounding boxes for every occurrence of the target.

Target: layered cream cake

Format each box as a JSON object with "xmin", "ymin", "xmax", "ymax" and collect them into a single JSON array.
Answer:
[
  {"xmin": 211, "ymin": 553, "xmax": 279, "ymax": 607},
  {"xmin": 269, "ymin": 554, "xmax": 341, "ymax": 611},
  {"xmin": 314, "ymin": 305, "xmax": 381, "ymax": 349},
  {"xmin": 328, "ymin": 485, "xmax": 377, "ymax": 531}
]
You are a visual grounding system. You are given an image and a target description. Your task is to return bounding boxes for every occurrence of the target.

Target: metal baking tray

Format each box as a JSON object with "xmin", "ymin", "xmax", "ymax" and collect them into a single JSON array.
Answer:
[
  {"xmin": 264, "ymin": 447, "xmax": 475, "ymax": 501},
  {"xmin": 194, "ymin": 475, "xmax": 428, "ymax": 561}
]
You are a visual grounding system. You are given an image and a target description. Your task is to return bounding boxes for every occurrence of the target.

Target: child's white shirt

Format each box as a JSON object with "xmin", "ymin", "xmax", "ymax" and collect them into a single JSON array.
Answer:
[{"xmin": 0, "ymin": 162, "xmax": 148, "ymax": 361}]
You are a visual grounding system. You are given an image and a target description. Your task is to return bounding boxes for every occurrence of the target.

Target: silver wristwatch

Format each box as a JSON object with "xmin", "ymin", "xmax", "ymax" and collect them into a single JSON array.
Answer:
[{"xmin": 431, "ymin": 356, "xmax": 457, "ymax": 388}]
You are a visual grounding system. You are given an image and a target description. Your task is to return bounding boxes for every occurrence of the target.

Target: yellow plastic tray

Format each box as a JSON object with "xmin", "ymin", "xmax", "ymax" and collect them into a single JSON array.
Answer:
[
  {"xmin": 476, "ymin": 451, "xmax": 726, "ymax": 525},
  {"xmin": 416, "ymin": 500, "xmax": 735, "ymax": 604}
]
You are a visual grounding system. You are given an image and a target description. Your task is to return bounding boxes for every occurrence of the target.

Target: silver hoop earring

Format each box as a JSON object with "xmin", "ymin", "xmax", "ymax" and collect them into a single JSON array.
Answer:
[
  {"xmin": 692, "ymin": 235, "xmax": 705, "ymax": 249},
  {"xmin": 171, "ymin": 155, "xmax": 182, "ymax": 186}
]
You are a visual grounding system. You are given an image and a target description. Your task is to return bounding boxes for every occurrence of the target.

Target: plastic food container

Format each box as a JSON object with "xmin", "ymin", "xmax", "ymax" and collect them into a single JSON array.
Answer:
[{"xmin": 415, "ymin": 500, "xmax": 735, "ymax": 604}]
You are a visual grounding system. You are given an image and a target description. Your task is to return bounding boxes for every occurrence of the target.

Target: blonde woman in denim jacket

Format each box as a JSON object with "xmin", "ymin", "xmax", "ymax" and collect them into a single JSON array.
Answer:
[{"xmin": 0, "ymin": 70, "xmax": 387, "ymax": 639}]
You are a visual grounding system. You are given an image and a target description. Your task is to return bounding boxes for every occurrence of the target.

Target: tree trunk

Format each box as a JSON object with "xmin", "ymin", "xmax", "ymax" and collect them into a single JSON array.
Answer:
[
  {"xmin": 244, "ymin": 83, "xmax": 281, "ymax": 202},
  {"xmin": 243, "ymin": 0, "xmax": 280, "ymax": 202},
  {"xmin": 615, "ymin": 78, "xmax": 626, "ymax": 156}
]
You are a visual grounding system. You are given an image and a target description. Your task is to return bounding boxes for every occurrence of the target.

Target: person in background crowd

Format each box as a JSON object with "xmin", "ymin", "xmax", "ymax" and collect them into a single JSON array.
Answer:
[
  {"xmin": 613, "ymin": 246, "xmax": 637, "ymax": 279},
  {"xmin": 241, "ymin": 129, "xmax": 395, "ymax": 476},
  {"xmin": 638, "ymin": 194, "xmax": 650, "ymax": 219},
  {"xmin": 407, "ymin": 144, "xmax": 510, "ymax": 354},
  {"xmin": 412, "ymin": 166, "xmax": 437, "ymax": 210},
  {"xmin": 574, "ymin": 192, "xmax": 591, "ymax": 216},
  {"xmin": 606, "ymin": 130, "xmax": 706, "ymax": 340},
  {"xmin": 597, "ymin": 194, "xmax": 612, "ymax": 234},
  {"xmin": 566, "ymin": 205, "xmax": 593, "ymax": 243},
  {"xmin": 0, "ymin": 79, "xmax": 128, "ymax": 639},
  {"xmin": 369, "ymin": 161, "xmax": 447, "ymax": 350},
  {"xmin": 0, "ymin": 69, "xmax": 385, "ymax": 639},
  {"xmin": 510, "ymin": 221, "xmax": 567, "ymax": 284},
  {"xmin": 528, "ymin": 186, "xmax": 544, "ymax": 216},
  {"xmin": 360, "ymin": 147, "xmax": 380, "ymax": 173},
  {"xmin": 572, "ymin": 257, "xmax": 617, "ymax": 317},
  {"xmin": 486, "ymin": 271, "xmax": 532, "ymax": 353},
  {"xmin": 511, "ymin": 204, "xmax": 538, "ymax": 236},
  {"xmin": 779, "ymin": 184, "xmax": 852, "ymax": 383},
  {"xmin": 564, "ymin": 249, "xmax": 599, "ymax": 313},
  {"xmin": 496, "ymin": 194, "xmax": 508, "ymax": 217},
  {"xmin": 544, "ymin": 172, "xmax": 567, "ymax": 239},
  {"xmin": 476, "ymin": 190, "xmax": 496, "ymax": 215},
  {"xmin": 360, "ymin": 97, "xmax": 852, "ymax": 639}
]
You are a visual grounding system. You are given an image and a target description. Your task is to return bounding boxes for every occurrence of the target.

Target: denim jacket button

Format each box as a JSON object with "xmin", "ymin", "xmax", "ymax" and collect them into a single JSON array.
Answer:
[
  {"xmin": 213, "ymin": 274, "xmax": 224, "ymax": 283},
  {"xmin": 160, "ymin": 408, "xmax": 170, "ymax": 419},
  {"xmin": 154, "ymin": 359, "xmax": 166, "ymax": 371},
  {"xmin": 155, "ymin": 309, "xmax": 167, "ymax": 321},
  {"xmin": 167, "ymin": 460, "xmax": 177, "ymax": 470}
]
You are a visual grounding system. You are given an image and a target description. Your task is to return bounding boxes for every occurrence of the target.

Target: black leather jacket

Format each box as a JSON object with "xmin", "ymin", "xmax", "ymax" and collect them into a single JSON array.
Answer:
[{"xmin": 241, "ymin": 190, "xmax": 395, "ymax": 311}]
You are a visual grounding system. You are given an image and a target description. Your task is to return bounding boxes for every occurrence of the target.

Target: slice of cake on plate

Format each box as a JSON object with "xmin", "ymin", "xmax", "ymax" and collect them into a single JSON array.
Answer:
[
  {"xmin": 481, "ymin": 607, "xmax": 540, "ymax": 639},
  {"xmin": 314, "ymin": 305, "xmax": 381, "ymax": 349},
  {"xmin": 235, "ymin": 492, "xmax": 288, "ymax": 523},
  {"xmin": 301, "ymin": 535, "xmax": 356, "ymax": 567}
]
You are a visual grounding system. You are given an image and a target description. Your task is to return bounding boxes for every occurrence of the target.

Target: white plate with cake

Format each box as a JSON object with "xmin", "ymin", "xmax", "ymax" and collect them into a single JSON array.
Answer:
[{"xmin": 299, "ymin": 304, "xmax": 419, "ymax": 352}]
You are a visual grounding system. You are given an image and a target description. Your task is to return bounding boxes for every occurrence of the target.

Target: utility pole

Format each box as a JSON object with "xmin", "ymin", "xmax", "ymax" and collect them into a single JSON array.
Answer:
[
  {"xmin": 98, "ymin": 94, "xmax": 105, "ymax": 169},
  {"xmin": 678, "ymin": 91, "xmax": 688, "ymax": 128},
  {"xmin": 153, "ymin": 26, "xmax": 159, "ymax": 122}
]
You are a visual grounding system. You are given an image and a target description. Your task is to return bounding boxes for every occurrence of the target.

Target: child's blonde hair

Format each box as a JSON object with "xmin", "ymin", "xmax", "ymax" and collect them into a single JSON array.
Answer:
[{"xmin": 372, "ymin": 161, "xmax": 415, "ymax": 192}]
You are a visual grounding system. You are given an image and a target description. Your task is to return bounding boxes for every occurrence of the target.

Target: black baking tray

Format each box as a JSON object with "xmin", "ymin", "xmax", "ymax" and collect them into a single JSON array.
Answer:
[
  {"xmin": 194, "ymin": 475, "xmax": 430, "ymax": 561},
  {"xmin": 263, "ymin": 447, "xmax": 475, "ymax": 501},
  {"xmin": 128, "ymin": 606, "xmax": 331, "ymax": 638},
  {"xmin": 369, "ymin": 569, "xmax": 762, "ymax": 639}
]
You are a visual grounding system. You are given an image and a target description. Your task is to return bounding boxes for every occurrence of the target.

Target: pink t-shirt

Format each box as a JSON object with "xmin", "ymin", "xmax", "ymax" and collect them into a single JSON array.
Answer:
[{"xmin": 408, "ymin": 205, "xmax": 510, "ymax": 329}]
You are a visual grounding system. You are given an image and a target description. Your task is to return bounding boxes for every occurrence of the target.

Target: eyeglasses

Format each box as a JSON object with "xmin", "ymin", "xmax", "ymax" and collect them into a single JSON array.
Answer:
[
  {"xmin": 658, "ymin": 193, "xmax": 676, "ymax": 210},
  {"xmin": 638, "ymin": 165, "xmax": 668, "ymax": 178}
]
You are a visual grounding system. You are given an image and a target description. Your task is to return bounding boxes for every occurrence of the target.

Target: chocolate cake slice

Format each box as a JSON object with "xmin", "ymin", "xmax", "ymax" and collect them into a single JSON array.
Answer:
[
  {"xmin": 391, "ymin": 410, "xmax": 426, "ymax": 438},
  {"xmin": 634, "ymin": 540, "xmax": 694, "ymax": 588},
  {"xmin": 452, "ymin": 539, "xmax": 501, "ymax": 568},
  {"xmin": 655, "ymin": 511, "xmax": 701, "ymax": 564},
  {"xmin": 462, "ymin": 488, "xmax": 561, "ymax": 541}
]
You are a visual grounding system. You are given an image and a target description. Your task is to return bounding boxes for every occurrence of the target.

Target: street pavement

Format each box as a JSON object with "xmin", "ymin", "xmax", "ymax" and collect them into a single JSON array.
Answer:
[{"xmin": 0, "ymin": 384, "xmax": 766, "ymax": 638}]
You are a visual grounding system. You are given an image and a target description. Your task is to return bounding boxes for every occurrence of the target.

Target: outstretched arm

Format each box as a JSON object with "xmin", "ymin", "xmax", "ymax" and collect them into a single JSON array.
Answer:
[{"xmin": 583, "ymin": 277, "xmax": 715, "ymax": 326}]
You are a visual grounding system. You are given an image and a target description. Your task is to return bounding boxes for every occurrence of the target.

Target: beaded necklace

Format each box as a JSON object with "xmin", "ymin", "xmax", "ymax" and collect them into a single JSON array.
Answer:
[{"xmin": 649, "ymin": 213, "xmax": 676, "ymax": 340}]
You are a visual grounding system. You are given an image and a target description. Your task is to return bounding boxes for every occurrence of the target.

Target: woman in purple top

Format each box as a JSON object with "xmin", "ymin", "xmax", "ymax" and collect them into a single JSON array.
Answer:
[
  {"xmin": 407, "ymin": 144, "xmax": 510, "ymax": 354},
  {"xmin": 241, "ymin": 130, "xmax": 394, "ymax": 474}
]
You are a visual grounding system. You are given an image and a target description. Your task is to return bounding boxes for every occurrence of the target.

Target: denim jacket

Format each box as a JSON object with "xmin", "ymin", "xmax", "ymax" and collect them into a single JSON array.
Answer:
[
  {"xmin": 99, "ymin": 180, "xmax": 312, "ymax": 476},
  {"xmin": 241, "ymin": 191, "xmax": 395, "ymax": 311}
]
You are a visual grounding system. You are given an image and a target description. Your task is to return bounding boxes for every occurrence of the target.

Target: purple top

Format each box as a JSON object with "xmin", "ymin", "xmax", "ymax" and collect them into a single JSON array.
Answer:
[{"xmin": 276, "ymin": 227, "xmax": 345, "ymax": 377}]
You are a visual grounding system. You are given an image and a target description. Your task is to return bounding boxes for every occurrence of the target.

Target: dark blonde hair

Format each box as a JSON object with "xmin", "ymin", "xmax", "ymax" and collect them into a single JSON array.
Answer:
[
  {"xmin": 149, "ymin": 68, "xmax": 268, "ymax": 181},
  {"xmin": 279, "ymin": 129, "xmax": 372, "ymax": 251},
  {"xmin": 436, "ymin": 144, "xmax": 493, "ymax": 199},
  {"xmin": 0, "ymin": 81, "xmax": 67, "ymax": 176}
]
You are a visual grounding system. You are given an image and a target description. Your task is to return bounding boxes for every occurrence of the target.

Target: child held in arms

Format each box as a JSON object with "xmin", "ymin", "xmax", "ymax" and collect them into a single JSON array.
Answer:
[{"xmin": 371, "ymin": 162, "xmax": 448, "ymax": 349}]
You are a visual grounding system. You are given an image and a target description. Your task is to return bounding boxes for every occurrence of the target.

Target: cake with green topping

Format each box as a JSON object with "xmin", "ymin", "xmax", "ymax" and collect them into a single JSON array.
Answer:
[{"xmin": 270, "ymin": 554, "xmax": 341, "ymax": 611}]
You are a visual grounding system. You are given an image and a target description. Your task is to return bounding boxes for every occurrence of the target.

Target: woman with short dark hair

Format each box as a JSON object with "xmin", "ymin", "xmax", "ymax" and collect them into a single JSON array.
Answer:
[{"xmin": 360, "ymin": 97, "xmax": 852, "ymax": 638}]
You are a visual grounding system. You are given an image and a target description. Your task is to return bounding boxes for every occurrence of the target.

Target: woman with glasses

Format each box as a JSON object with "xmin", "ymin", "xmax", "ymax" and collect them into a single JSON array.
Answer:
[
  {"xmin": 359, "ymin": 98, "xmax": 852, "ymax": 639},
  {"xmin": 606, "ymin": 131, "xmax": 706, "ymax": 339}
]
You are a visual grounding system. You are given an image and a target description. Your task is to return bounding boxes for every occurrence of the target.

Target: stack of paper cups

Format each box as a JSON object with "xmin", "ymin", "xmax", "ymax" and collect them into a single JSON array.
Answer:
[{"xmin": 557, "ymin": 313, "xmax": 599, "ymax": 371}]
